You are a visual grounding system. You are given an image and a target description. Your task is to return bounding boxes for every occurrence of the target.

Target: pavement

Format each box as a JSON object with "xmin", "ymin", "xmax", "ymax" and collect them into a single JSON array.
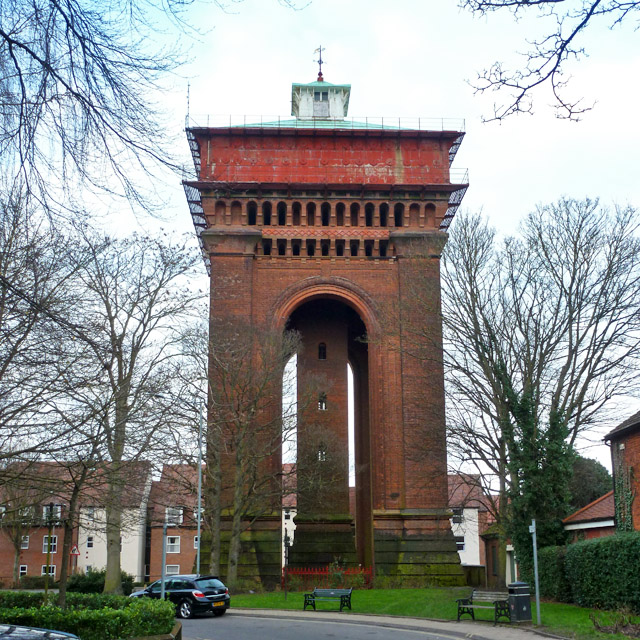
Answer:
[{"xmin": 231, "ymin": 608, "xmax": 566, "ymax": 640}]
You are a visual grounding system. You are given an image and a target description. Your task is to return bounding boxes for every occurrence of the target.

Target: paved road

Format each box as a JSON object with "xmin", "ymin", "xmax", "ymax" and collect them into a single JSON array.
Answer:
[{"xmin": 182, "ymin": 609, "xmax": 558, "ymax": 640}]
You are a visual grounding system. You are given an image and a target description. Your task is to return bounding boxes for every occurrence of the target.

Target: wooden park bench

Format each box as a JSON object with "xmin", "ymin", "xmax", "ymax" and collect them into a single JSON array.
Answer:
[
  {"xmin": 456, "ymin": 589, "xmax": 510, "ymax": 624},
  {"xmin": 303, "ymin": 587, "xmax": 353, "ymax": 612}
]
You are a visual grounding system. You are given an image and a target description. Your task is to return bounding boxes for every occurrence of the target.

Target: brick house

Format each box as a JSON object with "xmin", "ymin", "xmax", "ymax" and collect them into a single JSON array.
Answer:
[
  {"xmin": 605, "ymin": 410, "xmax": 640, "ymax": 531},
  {"xmin": 562, "ymin": 491, "xmax": 615, "ymax": 542},
  {"xmin": 0, "ymin": 461, "xmax": 151, "ymax": 585}
]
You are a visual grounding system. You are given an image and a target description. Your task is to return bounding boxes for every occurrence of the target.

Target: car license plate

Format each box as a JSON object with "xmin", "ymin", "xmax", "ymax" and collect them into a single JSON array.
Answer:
[{"xmin": 213, "ymin": 601, "xmax": 224, "ymax": 607}]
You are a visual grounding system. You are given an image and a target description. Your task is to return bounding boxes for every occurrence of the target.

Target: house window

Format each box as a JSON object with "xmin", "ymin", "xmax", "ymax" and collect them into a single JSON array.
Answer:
[
  {"xmin": 42, "ymin": 535, "xmax": 57, "ymax": 554},
  {"xmin": 317, "ymin": 444, "xmax": 327, "ymax": 462},
  {"xmin": 42, "ymin": 504, "xmax": 62, "ymax": 523},
  {"xmin": 166, "ymin": 565, "xmax": 180, "ymax": 575},
  {"xmin": 19, "ymin": 565, "xmax": 27, "ymax": 577},
  {"xmin": 318, "ymin": 393, "xmax": 327, "ymax": 411},
  {"xmin": 284, "ymin": 509, "xmax": 291, "ymax": 521},
  {"xmin": 41, "ymin": 565, "xmax": 56, "ymax": 577},
  {"xmin": 21, "ymin": 536, "xmax": 29, "ymax": 550},
  {"xmin": 20, "ymin": 507, "xmax": 34, "ymax": 523},
  {"xmin": 167, "ymin": 536, "xmax": 180, "ymax": 553},
  {"xmin": 165, "ymin": 507, "xmax": 183, "ymax": 525},
  {"xmin": 318, "ymin": 343, "xmax": 327, "ymax": 360},
  {"xmin": 87, "ymin": 536, "xmax": 94, "ymax": 549},
  {"xmin": 455, "ymin": 536, "xmax": 465, "ymax": 552},
  {"xmin": 452, "ymin": 508, "xmax": 463, "ymax": 524},
  {"xmin": 85, "ymin": 507, "xmax": 96, "ymax": 522},
  {"xmin": 86, "ymin": 565, "xmax": 93, "ymax": 574},
  {"xmin": 194, "ymin": 536, "xmax": 199, "ymax": 550},
  {"xmin": 314, "ymin": 91, "xmax": 329, "ymax": 102}
]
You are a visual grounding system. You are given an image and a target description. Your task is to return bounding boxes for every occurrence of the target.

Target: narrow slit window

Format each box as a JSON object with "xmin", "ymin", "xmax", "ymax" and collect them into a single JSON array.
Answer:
[
  {"xmin": 321, "ymin": 203, "xmax": 330, "ymax": 226},
  {"xmin": 277, "ymin": 202, "xmax": 286, "ymax": 226},
  {"xmin": 318, "ymin": 343, "xmax": 327, "ymax": 360},
  {"xmin": 318, "ymin": 393, "xmax": 327, "ymax": 411}
]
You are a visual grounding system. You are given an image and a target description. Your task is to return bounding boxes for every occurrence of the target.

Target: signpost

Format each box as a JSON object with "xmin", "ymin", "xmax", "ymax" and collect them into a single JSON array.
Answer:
[{"xmin": 529, "ymin": 520, "xmax": 542, "ymax": 625}]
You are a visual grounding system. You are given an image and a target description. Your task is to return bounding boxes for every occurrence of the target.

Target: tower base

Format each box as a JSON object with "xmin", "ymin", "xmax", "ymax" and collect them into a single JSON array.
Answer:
[
  {"xmin": 373, "ymin": 510, "xmax": 465, "ymax": 586},
  {"xmin": 288, "ymin": 516, "xmax": 357, "ymax": 567},
  {"xmin": 198, "ymin": 516, "xmax": 281, "ymax": 588}
]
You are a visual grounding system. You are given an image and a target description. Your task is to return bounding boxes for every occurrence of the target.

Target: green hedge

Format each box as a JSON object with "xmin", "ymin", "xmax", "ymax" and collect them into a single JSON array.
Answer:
[
  {"xmin": 0, "ymin": 592, "xmax": 134, "ymax": 610},
  {"xmin": 537, "ymin": 545, "xmax": 572, "ymax": 602},
  {"xmin": 564, "ymin": 532, "xmax": 640, "ymax": 612},
  {"xmin": 0, "ymin": 594, "xmax": 175, "ymax": 640},
  {"xmin": 67, "ymin": 569, "xmax": 134, "ymax": 596}
]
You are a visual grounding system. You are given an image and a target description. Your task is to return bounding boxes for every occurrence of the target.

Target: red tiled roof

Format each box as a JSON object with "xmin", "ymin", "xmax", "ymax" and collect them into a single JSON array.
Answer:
[
  {"xmin": 0, "ymin": 460, "xmax": 151, "ymax": 509},
  {"xmin": 563, "ymin": 491, "xmax": 615, "ymax": 524}
]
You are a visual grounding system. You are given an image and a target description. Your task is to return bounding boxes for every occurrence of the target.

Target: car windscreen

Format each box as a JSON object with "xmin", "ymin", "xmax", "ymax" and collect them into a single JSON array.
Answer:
[{"xmin": 195, "ymin": 578, "xmax": 225, "ymax": 589}]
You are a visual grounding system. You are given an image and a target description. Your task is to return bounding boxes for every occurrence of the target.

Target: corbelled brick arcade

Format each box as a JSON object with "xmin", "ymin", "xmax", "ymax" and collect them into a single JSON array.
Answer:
[{"xmin": 184, "ymin": 75, "xmax": 468, "ymax": 586}]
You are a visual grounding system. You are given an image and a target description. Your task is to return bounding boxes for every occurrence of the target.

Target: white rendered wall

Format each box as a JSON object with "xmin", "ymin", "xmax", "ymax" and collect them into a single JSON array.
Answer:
[{"xmin": 450, "ymin": 508, "xmax": 481, "ymax": 566}]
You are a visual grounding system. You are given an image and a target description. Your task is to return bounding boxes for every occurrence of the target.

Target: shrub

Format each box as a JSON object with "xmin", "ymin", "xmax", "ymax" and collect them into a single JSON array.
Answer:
[
  {"xmin": 67, "ymin": 569, "xmax": 134, "ymax": 596},
  {"xmin": 537, "ymin": 545, "xmax": 572, "ymax": 602},
  {"xmin": 18, "ymin": 575, "xmax": 50, "ymax": 589},
  {"xmin": 0, "ymin": 591, "xmax": 48, "ymax": 608},
  {"xmin": 565, "ymin": 532, "xmax": 640, "ymax": 613},
  {"xmin": 0, "ymin": 598, "xmax": 174, "ymax": 640}
]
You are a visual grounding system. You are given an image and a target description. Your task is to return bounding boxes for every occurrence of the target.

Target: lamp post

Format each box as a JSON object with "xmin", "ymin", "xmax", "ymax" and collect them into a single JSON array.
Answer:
[
  {"xmin": 160, "ymin": 519, "xmax": 168, "ymax": 600},
  {"xmin": 196, "ymin": 402, "xmax": 203, "ymax": 576},
  {"xmin": 44, "ymin": 502, "xmax": 54, "ymax": 597}
]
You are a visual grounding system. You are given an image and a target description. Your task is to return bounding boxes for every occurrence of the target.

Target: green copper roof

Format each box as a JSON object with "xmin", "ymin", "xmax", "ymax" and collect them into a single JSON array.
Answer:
[
  {"xmin": 248, "ymin": 118, "xmax": 401, "ymax": 130},
  {"xmin": 292, "ymin": 80, "xmax": 352, "ymax": 90}
]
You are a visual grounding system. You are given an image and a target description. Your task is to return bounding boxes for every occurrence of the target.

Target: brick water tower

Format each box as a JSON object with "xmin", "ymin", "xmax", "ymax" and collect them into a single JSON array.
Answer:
[{"xmin": 184, "ymin": 70, "xmax": 468, "ymax": 586}]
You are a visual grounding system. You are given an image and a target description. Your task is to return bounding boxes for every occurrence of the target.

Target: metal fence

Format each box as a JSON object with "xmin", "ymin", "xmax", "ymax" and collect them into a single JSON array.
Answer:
[{"xmin": 282, "ymin": 566, "xmax": 373, "ymax": 590}]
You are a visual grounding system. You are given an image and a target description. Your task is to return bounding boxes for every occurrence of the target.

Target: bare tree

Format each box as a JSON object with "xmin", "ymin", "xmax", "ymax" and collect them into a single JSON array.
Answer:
[
  {"xmin": 0, "ymin": 0, "xmax": 201, "ymax": 212},
  {"xmin": 65, "ymin": 228, "xmax": 203, "ymax": 593},
  {"xmin": 460, "ymin": 1, "xmax": 640, "ymax": 120},
  {"xmin": 441, "ymin": 199, "xmax": 640, "ymax": 572},
  {"xmin": 0, "ymin": 188, "xmax": 98, "ymax": 465}
]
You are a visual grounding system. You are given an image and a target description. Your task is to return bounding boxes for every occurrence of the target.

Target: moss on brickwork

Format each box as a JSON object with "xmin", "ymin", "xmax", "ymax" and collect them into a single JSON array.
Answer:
[
  {"xmin": 196, "ymin": 528, "xmax": 282, "ymax": 587},
  {"xmin": 373, "ymin": 531, "xmax": 465, "ymax": 586}
]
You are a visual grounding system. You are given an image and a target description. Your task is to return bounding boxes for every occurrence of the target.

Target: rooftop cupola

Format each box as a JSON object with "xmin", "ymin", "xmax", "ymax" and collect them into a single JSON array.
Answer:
[{"xmin": 291, "ymin": 77, "xmax": 351, "ymax": 119}]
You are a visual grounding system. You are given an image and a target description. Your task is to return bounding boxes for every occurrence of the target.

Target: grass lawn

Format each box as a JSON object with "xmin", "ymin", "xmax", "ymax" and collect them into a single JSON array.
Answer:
[{"xmin": 232, "ymin": 588, "xmax": 637, "ymax": 640}]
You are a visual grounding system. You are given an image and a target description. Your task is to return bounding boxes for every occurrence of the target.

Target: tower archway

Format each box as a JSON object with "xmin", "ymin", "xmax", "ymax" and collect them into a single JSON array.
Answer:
[{"xmin": 286, "ymin": 297, "xmax": 373, "ymax": 567}]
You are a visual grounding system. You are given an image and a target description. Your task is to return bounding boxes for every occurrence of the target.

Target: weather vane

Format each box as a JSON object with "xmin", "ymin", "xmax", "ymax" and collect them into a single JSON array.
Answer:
[{"xmin": 314, "ymin": 46, "xmax": 325, "ymax": 81}]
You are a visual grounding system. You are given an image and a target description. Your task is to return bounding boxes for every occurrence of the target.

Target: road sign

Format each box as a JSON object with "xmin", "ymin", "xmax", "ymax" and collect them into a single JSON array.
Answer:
[{"xmin": 70, "ymin": 544, "xmax": 80, "ymax": 556}]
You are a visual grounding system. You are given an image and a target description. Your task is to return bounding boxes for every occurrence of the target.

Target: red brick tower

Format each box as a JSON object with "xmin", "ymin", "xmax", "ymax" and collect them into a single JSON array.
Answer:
[{"xmin": 184, "ymin": 74, "xmax": 468, "ymax": 585}]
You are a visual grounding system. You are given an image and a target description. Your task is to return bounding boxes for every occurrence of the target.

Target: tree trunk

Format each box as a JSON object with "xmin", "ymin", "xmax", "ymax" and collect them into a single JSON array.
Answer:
[
  {"xmin": 226, "ymin": 507, "xmax": 243, "ymax": 586},
  {"xmin": 103, "ymin": 480, "xmax": 124, "ymax": 594},
  {"xmin": 12, "ymin": 545, "xmax": 20, "ymax": 589},
  {"xmin": 59, "ymin": 473, "xmax": 85, "ymax": 608}
]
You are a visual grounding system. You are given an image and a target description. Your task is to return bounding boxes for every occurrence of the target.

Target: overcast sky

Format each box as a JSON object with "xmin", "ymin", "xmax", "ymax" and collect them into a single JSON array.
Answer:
[{"xmin": 146, "ymin": 0, "xmax": 639, "ymax": 468}]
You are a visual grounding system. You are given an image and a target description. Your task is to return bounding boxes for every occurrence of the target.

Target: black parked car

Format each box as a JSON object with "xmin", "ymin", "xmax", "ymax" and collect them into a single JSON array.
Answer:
[{"xmin": 130, "ymin": 574, "xmax": 230, "ymax": 619}]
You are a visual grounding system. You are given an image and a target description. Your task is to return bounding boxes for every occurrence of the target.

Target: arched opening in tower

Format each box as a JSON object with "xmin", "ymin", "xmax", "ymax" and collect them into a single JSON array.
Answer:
[{"xmin": 285, "ymin": 297, "xmax": 372, "ymax": 567}]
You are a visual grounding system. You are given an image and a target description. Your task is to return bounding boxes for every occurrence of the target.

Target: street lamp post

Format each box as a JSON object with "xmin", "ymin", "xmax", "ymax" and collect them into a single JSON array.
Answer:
[
  {"xmin": 44, "ymin": 502, "xmax": 54, "ymax": 597},
  {"xmin": 160, "ymin": 520, "xmax": 168, "ymax": 600},
  {"xmin": 196, "ymin": 403, "xmax": 203, "ymax": 576}
]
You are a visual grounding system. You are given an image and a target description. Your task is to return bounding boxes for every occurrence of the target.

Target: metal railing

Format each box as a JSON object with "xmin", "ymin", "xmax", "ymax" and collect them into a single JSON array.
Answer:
[{"xmin": 186, "ymin": 114, "xmax": 465, "ymax": 132}]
